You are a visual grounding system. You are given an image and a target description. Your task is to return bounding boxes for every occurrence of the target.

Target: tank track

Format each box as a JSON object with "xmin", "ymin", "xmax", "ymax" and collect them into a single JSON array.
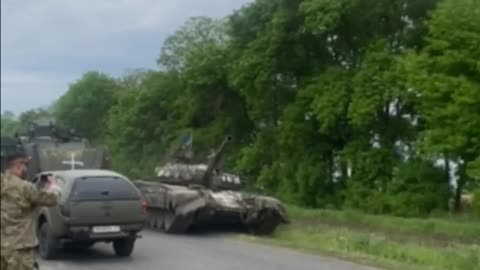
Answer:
[{"xmin": 145, "ymin": 207, "xmax": 193, "ymax": 234}]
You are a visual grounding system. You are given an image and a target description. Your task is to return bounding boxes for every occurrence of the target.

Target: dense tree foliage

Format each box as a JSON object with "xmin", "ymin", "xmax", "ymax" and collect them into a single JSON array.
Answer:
[
  {"xmin": 106, "ymin": 71, "xmax": 186, "ymax": 177},
  {"xmin": 54, "ymin": 71, "xmax": 123, "ymax": 143},
  {"xmin": 2, "ymin": 0, "xmax": 479, "ymax": 217},
  {"xmin": 405, "ymin": 0, "xmax": 480, "ymax": 210},
  {"xmin": 1, "ymin": 109, "xmax": 52, "ymax": 136},
  {"xmin": 1, "ymin": 111, "xmax": 20, "ymax": 136}
]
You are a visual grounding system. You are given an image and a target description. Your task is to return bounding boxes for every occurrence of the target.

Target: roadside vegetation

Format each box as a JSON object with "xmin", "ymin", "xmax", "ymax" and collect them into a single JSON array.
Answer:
[
  {"xmin": 2, "ymin": 0, "xmax": 479, "ymax": 268},
  {"xmin": 244, "ymin": 205, "xmax": 480, "ymax": 270},
  {"xmin": 287, "ymin": 205, "xmax": 480, "ymax": 244}
]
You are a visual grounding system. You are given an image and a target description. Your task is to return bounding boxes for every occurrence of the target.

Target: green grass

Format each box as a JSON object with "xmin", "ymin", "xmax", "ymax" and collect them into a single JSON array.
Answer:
[
  {"xmin": 245, "ymin": 224, "xmax": 480, "ymax": 270},
  {"xmin": 238, "ymin": 206, "xmax": 480, "ymax": 270},
  {"xmin": 287, "ymin": 205, "xmax": 480, "ymax": 244}
]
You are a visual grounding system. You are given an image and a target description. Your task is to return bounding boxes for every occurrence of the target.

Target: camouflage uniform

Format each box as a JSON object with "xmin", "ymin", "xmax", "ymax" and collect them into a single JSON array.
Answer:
[{"xmin": 1, "ymin": 170, "xmax": 59, "ymax": 270}]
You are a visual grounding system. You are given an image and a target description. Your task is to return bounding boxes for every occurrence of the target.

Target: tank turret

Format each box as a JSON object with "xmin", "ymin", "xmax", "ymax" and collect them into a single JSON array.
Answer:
[{"xmin": 153, "ymin": 135, "xmax": 239, "ymax": 189}]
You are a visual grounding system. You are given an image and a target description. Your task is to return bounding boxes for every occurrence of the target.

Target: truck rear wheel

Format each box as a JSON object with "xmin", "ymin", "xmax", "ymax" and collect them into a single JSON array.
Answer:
[{"xmin": 113, "ymin": 238, "xmax": 136, "ymax": 257}]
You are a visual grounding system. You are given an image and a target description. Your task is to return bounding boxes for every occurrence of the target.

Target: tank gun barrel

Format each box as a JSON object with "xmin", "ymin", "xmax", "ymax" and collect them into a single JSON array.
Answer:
[{"xmin": 202, "ymin": 135, "xmax": 232, "ymax": 187}]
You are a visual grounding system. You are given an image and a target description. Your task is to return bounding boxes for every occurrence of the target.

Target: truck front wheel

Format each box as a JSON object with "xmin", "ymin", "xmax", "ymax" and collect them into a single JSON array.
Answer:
[{"xmin": 38, "ymin": 222, "xmax": 58, "ymax": 260}]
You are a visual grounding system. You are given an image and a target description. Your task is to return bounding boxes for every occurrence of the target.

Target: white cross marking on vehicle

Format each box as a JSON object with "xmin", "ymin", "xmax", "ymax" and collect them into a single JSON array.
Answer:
[{"xmin": 62, "ymin": 152, "xmax": 84, "ymax": 170}]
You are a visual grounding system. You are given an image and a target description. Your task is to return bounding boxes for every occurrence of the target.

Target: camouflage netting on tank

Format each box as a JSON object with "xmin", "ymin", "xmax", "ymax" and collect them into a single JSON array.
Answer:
[
  {"xmin": 155, "ymin": 163, "xmax": 207, "ymax": 182},
  {"xmin": 218, "ymin": 172, "xmax": 241, "ymax": 185},
  {"xmin": 154, "ymin": 163, "xmax": 241, "ymax": 186},
  {"xmin": 214, "ymin": 172, "xmax": 242, "ymax": 190}
]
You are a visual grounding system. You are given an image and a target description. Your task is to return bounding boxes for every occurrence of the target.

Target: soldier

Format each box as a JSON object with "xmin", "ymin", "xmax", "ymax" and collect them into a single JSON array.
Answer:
[{"xmin": 1, "ymin": 152, "xmax": 61, "ymax": 270}]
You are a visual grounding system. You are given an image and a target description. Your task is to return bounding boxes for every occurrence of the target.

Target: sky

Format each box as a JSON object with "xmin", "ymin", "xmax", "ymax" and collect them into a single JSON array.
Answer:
[{"xmin": 1, "ymin": 0, "xmax": 253, "ymax": 115}]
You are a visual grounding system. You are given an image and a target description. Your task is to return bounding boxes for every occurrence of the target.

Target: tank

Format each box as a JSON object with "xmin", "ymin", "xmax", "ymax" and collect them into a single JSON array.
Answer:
[
  {"xmin": 134, "ymin": 135, "xmax": 289, "ymax": 235},
  {"xmin": 12, "ymin": 118, "xmax": 110, "ymax": 181}
]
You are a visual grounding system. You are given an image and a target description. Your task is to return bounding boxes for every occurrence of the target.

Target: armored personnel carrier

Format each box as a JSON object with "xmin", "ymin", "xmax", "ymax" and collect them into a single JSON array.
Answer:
[
  {"xmin": 11, "ymin": 118, "xmax": 110, "ymax": 181},
  {"xmin": 134, "ymin": 136, "xmax": 289, "ymax": 235}
]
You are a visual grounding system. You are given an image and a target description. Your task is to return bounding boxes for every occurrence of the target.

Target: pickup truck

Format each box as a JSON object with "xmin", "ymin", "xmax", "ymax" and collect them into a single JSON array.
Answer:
[{"xmin": 32, "ymin": 169, "xmax": 147, "ymax": 259}]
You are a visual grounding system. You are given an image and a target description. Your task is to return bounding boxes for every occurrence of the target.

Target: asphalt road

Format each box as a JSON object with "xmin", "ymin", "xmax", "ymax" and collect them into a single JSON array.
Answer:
[{"xmin": 39, "ymin": 230, "xmax": 379, "ymax": 270}]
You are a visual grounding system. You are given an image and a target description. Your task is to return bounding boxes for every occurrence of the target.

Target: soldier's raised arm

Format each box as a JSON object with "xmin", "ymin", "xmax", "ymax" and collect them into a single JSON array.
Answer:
[
  {"xmin": 3, "ymin": 152, "xmax": 59, "ymax": 207},
  {"xmin": 22, "ymin": 181, "xmax": 59, "ymax": 207}
]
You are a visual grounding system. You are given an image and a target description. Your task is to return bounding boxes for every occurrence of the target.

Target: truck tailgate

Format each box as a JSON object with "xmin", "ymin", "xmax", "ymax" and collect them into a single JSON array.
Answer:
[
  {"xmin": 66, "ymin": 176, "xmax": 146, "ymax": 227},
  {"xmin": 69, "ymin": 200, "xmax": 145, "ymax": 226}
]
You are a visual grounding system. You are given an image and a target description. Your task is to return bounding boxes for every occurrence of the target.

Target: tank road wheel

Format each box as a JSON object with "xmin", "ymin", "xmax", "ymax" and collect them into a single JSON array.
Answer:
[
  {"xmin": 252, "ymin": 210, "xmax": 281, "ymax": 236},
  {"xmin": 253, "ymin": 220, "xmax": 279, "ymax": 235},
  {"xmin": 148, "ymin": 212, "xmax": 159, "ymax": 230},
  {"xmin": 162, "ymin": 206, "xmax": 192, "ymax": 234},
  {"xmin": 149, "ymin": 217, "xmax": 157, "ymax": 229}
]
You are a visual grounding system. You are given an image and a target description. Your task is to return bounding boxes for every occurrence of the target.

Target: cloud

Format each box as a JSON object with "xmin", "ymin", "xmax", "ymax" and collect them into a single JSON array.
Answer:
[
  {"xmin": 2, "ymin": 0, "xmax": 251, "ymax": 59},
  {"xmin": 1, "ymin": 0, "xmax": 253, "ymax": 114}
]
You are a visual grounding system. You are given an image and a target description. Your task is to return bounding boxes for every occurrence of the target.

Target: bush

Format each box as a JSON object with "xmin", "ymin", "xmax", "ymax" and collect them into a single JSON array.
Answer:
[
  {"xmin": 386, "ymin": 160, "xmax": 450, "ymax": 217},
  {"xmin": 473, "ymin": 189, "xmax": 480, "ymax": 219}
]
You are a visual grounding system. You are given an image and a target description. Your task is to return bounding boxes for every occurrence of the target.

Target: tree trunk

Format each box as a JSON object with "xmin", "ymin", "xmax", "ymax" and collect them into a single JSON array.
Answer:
[
  {"xmin": 340, "ymin": 158, "xmax": 349, "ymax": 187},
  {"xmin": 454, "ymin": 180, "xmax": 464, "ymax": 212},
  {"xmin": 328, "ymin": 150, "xmax": 334, "ymax": 184},
  {"xmin": 444, "ymin": 154, "xmax": 450, "ymax": 185},
  {"xmin": 454, "ymin": 163, "xmax": 466, "ymax": 212}
]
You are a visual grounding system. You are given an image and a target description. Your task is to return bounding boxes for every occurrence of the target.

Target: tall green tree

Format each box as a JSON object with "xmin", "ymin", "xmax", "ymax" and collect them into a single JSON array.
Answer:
[
  {"xmin": 405, "ymin": 0, "xmax": 480, "ymax": 211},
  {"xmin": 159, "ymin": 16, "xmax": 253, "ymax": 158},
  {"xmin": 106, "ymin": 71, "xmax": 185, "ymax": 177},
  {"xmin": 54, "ymin": 71, "xmax": 122, "ymax": 143},
  {"xmin": 229, "ymin": 0, "xmax": 441, "ymax": 213}
]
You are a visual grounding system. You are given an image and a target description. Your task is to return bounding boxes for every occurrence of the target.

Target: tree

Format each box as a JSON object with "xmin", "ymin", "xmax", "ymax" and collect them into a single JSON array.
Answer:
[
  {"xmin": 54, "ymin": 71, "xmax": 122, "ymax": 143},
  {"xmin": 106, "ymin": 71, "xmax": 185, "ymax": 177},
  {"xmin": 18, "ymin": 108, "xmax": 52, "ymax": 126},
  {"xmin": 405, "ymin": 0, "xmax": 480, "ymax": 211},
  {"xmin": 1, "ymin": 111, "xmax": 20, "ymax": 136},
  {"xmin": 1, "ymin": 109, "xmax": 53, "ymax": 137},
  {"xmin": 158, "ymin": 16, "xmax": 228, "ymax": 72},
  {"xmin": 229, "ymin": 0, "xmax": 440, "ymax": 213},
  {"xmin": 158, "ymin": 16, "xmax": 253, "ymax": 159}
]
